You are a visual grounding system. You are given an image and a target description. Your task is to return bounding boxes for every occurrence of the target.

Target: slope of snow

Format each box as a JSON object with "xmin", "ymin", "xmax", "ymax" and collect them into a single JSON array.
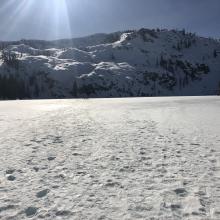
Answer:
[
  {"xmin": 0, "ymin": 29, "xmax": 220, "ymax": 99},
  {"xmin": 0, "ymin": 97, "xmax": 220, "ymax": 219}
]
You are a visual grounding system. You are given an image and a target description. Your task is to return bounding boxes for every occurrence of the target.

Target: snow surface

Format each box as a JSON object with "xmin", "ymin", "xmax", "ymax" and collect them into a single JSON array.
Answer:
[{"xmin": 0, "ymin": 96, "xmax": 220, "ymax": 219}]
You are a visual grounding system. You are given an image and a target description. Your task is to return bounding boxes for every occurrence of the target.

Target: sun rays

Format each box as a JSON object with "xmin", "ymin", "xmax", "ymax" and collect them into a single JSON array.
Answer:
[
  {"xmin": 51, "ymin": 0, "xmax": 73, "ymax": 39},
  {"xmin": 1, "ymin": 0, "xmax": 73, "ymax": 40}
]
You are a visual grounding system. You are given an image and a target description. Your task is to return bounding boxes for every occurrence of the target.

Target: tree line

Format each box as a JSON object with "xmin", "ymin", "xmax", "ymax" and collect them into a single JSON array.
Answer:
[{"xmin": 0, "ymin": 74, "xmax": 30, "ymax": 99}]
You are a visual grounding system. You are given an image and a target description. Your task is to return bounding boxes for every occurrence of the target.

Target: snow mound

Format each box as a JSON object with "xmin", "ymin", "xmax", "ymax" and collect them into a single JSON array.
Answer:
[{"xmin": 57, "ymin": 48, "xmax": 92, "ymax": 62}]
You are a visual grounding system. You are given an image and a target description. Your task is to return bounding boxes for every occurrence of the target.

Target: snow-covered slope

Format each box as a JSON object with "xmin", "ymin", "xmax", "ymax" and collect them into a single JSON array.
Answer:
[{"xmin": 0, "ymin": 28, "xmax": 220, "ymax": 99}]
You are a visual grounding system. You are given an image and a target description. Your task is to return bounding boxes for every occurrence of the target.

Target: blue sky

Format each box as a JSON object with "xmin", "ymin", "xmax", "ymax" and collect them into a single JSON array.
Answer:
[{"xmin": 0, "ymin": 0, "xmax": 219, "ymax": 41}]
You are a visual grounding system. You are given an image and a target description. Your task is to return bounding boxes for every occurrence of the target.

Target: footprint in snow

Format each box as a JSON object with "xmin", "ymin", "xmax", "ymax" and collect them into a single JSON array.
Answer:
[
  {"xmin": 25, "ymin": 207, "xmax": 38, "ymax": 218},
  {"xmin": 6, "ymin": 169, "xmax": 15, "ymax": 175},
  {"xmin": 7, "ymin": 175, "xmax": 16, "ymax": 181},
  {"xmin": 0, "ymin": 205, "xmax": 17, "ymax": 213},
  {"xmin": 36, "ymin": 189, "xmax": 49, "ymax": 198},
  {"xmin": 56, "ymin": 210, "xmax": 72, "ymax": 217},
  {"xmin": 174, "ymin": 188, "xmax": 188, "ymax": 197},
  {"xmin": 171, "ymin": 204, "xmax": 182, "ymax": 211},
  {"xmin": 33, "ymin": 167, "xmax": 39, "ymax": 172},
  {"xmin": 48, "ymin": 156, "xmax": 56, "ymax": 161}
]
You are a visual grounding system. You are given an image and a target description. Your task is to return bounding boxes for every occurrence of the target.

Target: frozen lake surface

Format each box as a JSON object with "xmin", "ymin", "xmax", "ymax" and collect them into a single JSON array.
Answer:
[{"xmin": 0, "ymin": 96, "xmax": 220, "ymax": 220}]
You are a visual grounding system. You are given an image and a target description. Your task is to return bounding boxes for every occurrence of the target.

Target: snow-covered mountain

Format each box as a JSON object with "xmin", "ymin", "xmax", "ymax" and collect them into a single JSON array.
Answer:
[{"xmin": 0, "ymin": 28, "xmax": 220, "ymax": 99}]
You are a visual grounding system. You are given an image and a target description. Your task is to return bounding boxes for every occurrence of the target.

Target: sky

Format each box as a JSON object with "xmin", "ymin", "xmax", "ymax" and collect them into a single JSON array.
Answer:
[{"xmin": 0, "ymin": 0, "xmax": 219, "ymax": 41}]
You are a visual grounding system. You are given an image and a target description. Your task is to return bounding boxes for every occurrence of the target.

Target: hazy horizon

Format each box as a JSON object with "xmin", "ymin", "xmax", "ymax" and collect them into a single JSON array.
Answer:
[{"xmin": 0, "ymin": 27, "xmax": 220, "ymax": 43}]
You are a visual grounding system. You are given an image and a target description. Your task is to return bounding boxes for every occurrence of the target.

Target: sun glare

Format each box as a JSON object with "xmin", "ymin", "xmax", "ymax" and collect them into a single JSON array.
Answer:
[{"xmin": 2, "ymin": 0, "xmax": 73, "ymax": 40}]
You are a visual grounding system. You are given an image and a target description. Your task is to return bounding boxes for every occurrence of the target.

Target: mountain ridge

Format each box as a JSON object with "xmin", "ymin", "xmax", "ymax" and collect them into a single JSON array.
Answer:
[{"xmin": 0, "ymin": 28, "xmax": 220, "ymax": 99}]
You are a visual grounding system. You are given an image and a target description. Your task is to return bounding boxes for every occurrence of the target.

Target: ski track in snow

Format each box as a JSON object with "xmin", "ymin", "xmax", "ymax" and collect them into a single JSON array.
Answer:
[{"xmin": 0, "ymin": 96, "xmax": 220, "ymax": 220}]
